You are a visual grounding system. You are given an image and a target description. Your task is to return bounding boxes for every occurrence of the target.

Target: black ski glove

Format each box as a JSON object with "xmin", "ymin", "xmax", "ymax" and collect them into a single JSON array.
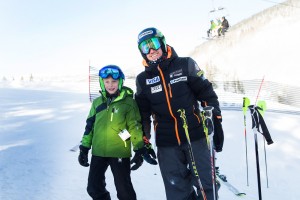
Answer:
[
  {"xmin": 142, "ymin": 136, "xmax": 157, "ymax": 165},
  {"xmin": 130, "ymin": 147, "xmax": 145, "ymax": 170},
  {"xmin": 78, "ymin": 145, "xmax": 90, "ymax": 167},
  {"xmin": 143, "ymin": 143, "xmax": 158, "ymax": 165},
  {"xmin": 130, "ymin": 137, "xmax": 158, "ymax": 170},
  {"xmin": 213, "ymin": 115, "xmax": 224, "ymax": 152}
]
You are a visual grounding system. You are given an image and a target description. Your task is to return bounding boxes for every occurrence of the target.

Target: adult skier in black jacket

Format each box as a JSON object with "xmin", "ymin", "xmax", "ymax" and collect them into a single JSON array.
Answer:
[
  {"xmin": 219, "ymin": 16, "xmax": 230, "ymax": 36},
  {"xmin": 135, "ymin": 27, "xmax": 224, "ymax": 200}
]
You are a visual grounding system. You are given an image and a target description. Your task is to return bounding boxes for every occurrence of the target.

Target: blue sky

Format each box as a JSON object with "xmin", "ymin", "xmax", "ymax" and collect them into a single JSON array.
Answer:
[{"xmin": 0, "ymin": 0, "xmax": 285, "ymax": 76}]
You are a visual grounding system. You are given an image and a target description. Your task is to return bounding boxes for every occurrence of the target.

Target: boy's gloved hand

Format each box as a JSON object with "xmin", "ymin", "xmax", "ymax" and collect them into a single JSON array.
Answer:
[
  {"xmin": 130, "ymin": 148, "xmax": 145, "ymax": 170},
  {"xmin": 78, "ymin": 145, "xmax": 90, "ymax": 167}
]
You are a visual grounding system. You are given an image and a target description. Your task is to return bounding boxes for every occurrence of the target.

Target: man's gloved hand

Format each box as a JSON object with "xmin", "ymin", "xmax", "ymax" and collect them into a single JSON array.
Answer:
[
  {"xmin": 78, "ymin": 145, "xmax": 90, "ymax": 167},
  {"xmin": 142, "ymin": 136, "xmax": 157, "ymax": 165},
  {"xmin": 130, "ymin": 148, "xmax": 145, "ymax": 170},
  {"xmin": 130, "ymin": 136, "xmax": 158, "ymax": 170},
  {"xmin": 213, "ymin": 115, "xmax": 224, "ymax": 152},
  {"xmin": 143, "ymin": 143, "xmax": 158, "ymax": 165}
]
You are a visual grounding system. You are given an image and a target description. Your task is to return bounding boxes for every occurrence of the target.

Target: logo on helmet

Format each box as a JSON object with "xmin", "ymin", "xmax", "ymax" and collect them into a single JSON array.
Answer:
[{"xmin": 138, "ymin": 30, "xmax": 154, "ymax": 40}]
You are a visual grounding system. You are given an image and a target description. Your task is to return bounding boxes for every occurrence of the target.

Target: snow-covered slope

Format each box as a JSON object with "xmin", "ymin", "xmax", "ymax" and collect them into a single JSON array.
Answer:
[{"xmin": 1, "ymin": 82, "xmax": 300, "ymax": 200}]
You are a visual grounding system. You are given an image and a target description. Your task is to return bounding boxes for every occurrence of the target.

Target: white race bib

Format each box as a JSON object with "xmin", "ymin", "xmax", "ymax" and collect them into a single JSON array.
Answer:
[{"xmin": 118, "ymin": 129, "xmax": 131, "ymax": 141}]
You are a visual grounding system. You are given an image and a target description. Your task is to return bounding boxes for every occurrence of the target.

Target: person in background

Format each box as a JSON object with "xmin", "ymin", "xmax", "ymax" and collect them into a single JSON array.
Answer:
[
  {"xmin": 218, "ymin": 16, "xmax": 230, "ymax": 36},
  {"xmin": 78, "ymin": 65, "xmax": 157, "ymax": 200},
  {"xmin": 135, "ymin": 27, "xmax": 224, "ymax": 200},
  {"xmin": 207, "ymin": 20, "xmax": 218, "ymax": 38}
]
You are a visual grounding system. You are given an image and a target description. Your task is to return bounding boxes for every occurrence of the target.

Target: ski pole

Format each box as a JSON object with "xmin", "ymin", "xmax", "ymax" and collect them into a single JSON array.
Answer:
[
  {"xmin": 250, "ymin": 76, "xmax": 265, "ymax": 200},
  {"xmin": 254, "ymin": 77, "xmax": 270, "ymax": 190},
  {"xmin": 249, "ymin": 105, "xmax": 262, "ymax": 200},
  {"xmin": 203, "ymin": 106, "xmax": 217, "ymax": 200},
  {"xmin": 257, "ymin": 100, "xmax": 269, "ymax": 188},
  {"xmin": 201, "ymin": 110, "xmax": 210, "ymax": 148},
  {"xmin": 153, "ymin": 124, "xmax": 158, "ymax": 176},
  {"xmin": 178, "ymin": 109, "xmax": 207, "ymax": 200},
  {"xmin": 263, "ymin": 138, "xmax": 269, "ymax": 188},
  {"xmin": 242, "ymin": 97, "xmax": 250, "ymax": 186}
]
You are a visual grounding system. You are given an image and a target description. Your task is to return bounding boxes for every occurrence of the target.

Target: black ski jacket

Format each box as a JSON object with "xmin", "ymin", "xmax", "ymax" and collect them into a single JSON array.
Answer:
[{"xmin": 135, "ymin": 45, "xmax": 223, "ymax": 149}]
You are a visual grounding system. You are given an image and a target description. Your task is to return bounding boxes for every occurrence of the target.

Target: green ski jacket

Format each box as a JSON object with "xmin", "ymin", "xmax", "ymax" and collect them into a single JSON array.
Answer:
[{"xmin": 81, "ymin": 86, "xmax": 144, "ymax": 158}]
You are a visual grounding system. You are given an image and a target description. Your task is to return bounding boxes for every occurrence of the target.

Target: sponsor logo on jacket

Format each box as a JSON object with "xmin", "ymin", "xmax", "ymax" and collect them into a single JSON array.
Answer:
[
  {"xmin": 146, "ymin": 76, "xmax": 160, "ymax": 85},
  {"xmin": 151, "ymin": 84, "xmax": 162, "ymax": 93},
  {"xmin": 170, "ymin": 76, "xmax": 187, "ymax": 84},
  {"xmin": 170, "ymin": 69, "xmax": 183, "ymax": 78}
]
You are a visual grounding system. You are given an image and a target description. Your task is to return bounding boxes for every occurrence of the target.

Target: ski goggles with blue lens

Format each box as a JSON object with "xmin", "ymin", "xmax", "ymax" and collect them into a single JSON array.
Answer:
[
  {"xmin": 99, "ymin": 67, "xmax": 122, "ymax": 80},
  {"xmin": 139, "ymin": 37, "xmax": 161, "ymax": 54}
]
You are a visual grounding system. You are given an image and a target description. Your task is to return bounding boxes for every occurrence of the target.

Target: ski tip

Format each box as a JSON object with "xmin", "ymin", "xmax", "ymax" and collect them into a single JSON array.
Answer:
[{"xmin": 237, "ymin": 193, "xmax": 246, "ymax": 196}]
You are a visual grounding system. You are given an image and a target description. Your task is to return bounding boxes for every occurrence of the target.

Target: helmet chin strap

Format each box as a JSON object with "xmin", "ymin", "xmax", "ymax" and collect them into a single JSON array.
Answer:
[
  {"xmin": 148, "ymin": 57, "xmax": 161, "ymax": 64},
  {"xmin": 148, "ymin": 53, "xmax": 167, "ymax": 65}
]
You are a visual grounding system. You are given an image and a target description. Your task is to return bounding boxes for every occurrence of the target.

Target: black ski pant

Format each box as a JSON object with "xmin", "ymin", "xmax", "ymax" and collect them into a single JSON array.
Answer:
[
  {"xmin": 87, "ymin": 156, "xmax": 136, "ymax": 200},
  {"xmin": 157, "ymin": 137, "xmax": 215, "ymax": 200}
]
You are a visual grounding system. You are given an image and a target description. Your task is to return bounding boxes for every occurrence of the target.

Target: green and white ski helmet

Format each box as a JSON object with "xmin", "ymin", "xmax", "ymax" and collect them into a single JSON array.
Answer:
[{"xmin": 137, "ymin": 27, "xmax": 167, "ymax": 59}]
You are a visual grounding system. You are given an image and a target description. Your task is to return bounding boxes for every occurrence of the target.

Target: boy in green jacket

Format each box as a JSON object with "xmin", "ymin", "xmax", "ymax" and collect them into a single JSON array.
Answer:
[{"xmin": 78, "ymin": 65, "xmax": 157, "ymax": 200}]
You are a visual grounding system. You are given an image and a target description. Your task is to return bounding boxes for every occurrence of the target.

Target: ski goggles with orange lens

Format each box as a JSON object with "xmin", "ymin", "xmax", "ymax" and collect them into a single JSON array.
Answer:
[
  {"xmin": 139, "ymin": 37, "xmax": 161, "ymax": 54},
  {"xmin": 99, "ymin": 67, "xmax": 123, "ymax": 80}
]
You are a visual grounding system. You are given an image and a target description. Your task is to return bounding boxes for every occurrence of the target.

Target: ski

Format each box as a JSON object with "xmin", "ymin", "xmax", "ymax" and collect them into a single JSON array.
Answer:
[
  {"xmin": 202, "ymin": 36, "xmax": 224, "ymax": 40},
  {"xmin": 70, "ymin": 143, "xmax": 80, "ymax": 152},
  {"xmin": 216, "ymin": 168, "xmax": 246, "ymax": 196}
]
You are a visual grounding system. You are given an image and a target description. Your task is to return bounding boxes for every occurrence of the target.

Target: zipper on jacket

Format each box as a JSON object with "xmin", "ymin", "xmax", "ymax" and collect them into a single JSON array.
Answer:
[
  {"xmin": 157, "ymin": 65, "xmax": 181, "ymax": 145},
  {"xmin": 168, "ymin": 83, "xmax": 173, "ymax": 98},
  {"xmin": 193, "ymin": 105, "xmax": 201, "ymax": 123},
  {"xmin": 111, "ymin": 107, "xmax": 115, "ymax": 121},
  {"xmin": 154, "ymin": 122, "xmax": 158, "ymax": 132}
]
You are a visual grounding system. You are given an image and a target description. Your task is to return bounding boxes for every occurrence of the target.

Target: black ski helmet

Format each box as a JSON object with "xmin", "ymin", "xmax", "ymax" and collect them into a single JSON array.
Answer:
[{"xmin": 137, "ymin": 27, "xmax": 167, "ymax": 60}]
